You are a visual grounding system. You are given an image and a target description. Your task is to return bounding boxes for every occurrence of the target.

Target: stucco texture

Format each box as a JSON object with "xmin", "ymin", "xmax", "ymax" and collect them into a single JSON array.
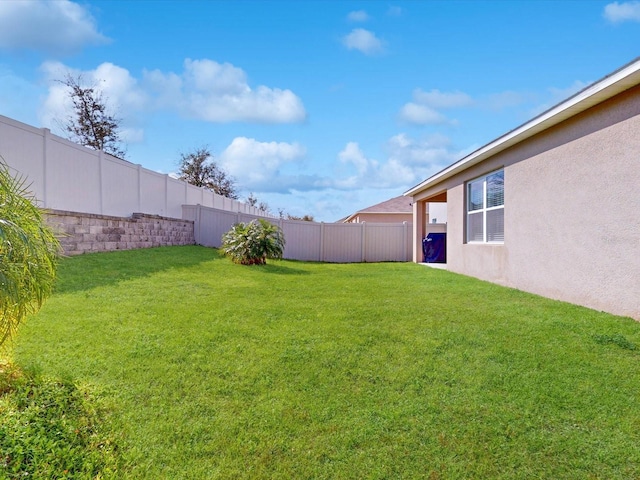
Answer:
[{"xmin": 416, "ymin": 85, "xmax": 640, "ymax": 319}]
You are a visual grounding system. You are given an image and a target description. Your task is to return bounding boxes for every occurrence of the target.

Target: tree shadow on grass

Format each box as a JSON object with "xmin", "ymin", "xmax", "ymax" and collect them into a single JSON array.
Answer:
[{"xmin": 54, "ymin": 245, "xmax": 221, "ymax": 294}]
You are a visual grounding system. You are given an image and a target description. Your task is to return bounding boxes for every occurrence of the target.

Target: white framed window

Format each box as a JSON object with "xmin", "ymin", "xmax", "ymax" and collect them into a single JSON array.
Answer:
[{"xmin": 466, "ymin": 169, "xmax": 504, "ymax": 243}]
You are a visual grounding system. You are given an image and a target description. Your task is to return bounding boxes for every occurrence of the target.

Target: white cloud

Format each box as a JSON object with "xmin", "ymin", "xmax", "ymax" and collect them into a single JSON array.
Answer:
[
  {"xmin": 347, "ymin": 10, "xmax": 369, "ymax": 22},
  {"xmin": 483, "ymin": 90, "xmax": 530, "ymax": 110},
  {"xmin": 144, "ymin": 59, "xmax": 307, "ymax": 123},
  {"xmin": 219, "ymin": 135, "xmax": 450, "ymax": 195},
  {"xmin": 338, "ymin": 141, "xmax": 372, "ymax": 176},
  {"xmin": 256, "ymin": 188, "xmax": 405, "ymax": 223},
  {"xmin": 336, "ymin": 141, "xmax": 415, "ymax": 190},
  {"xmin": 547, "ymin": 80, "xmax": 590, "ymax": 101},
  {"xmin": 0, "ymin": 0, "xmax": 108, "ymax": 54},
  {"xmin": 120, "ymin": 128, "xmax": 145, "ymax": 144},
  {"xmin": 604, "ymin": 1, "xmax": 640, "ymax": 22},
  {"xmin": 386, "ymin": 133, "xmax": 459, "ymax": 174},
  {"xmin": 342, "ymin": 29, "xmax": 385, "ymax": 55},
  {"xmin": 398, "ymin": 103, "xmax": 448, "ymax": 125},
  {"xmin": 39, "ymin": 61, "xmax": 148, "ymax": 141},
  {"xmin": 208, "ymin": 133, "xmax": 464, "ymax": 212},
  {"xmin": 398, "ymin": 88, "xmax": 472, "ymax": 125},
  {"xmin": 219, "ymin": 137, "xmax": 308, "ymax": 191},
  {"xmin": 412, "ymin": 89, "xmax": 473, "ymax": 109},
  {"xmin": 0, "ymin": 66, "xmax": 41, "ymax": 123},
  {"xmin": 142, "ymin": 69, "xmax": 182, "ymax": 109},
  {"xmin": 334, "ymin": 134, "xmax": 460, "ymax": 190},
  {"xmin": 530, "ymin": 80, "xmax": 590, "ymax": 116},
  {"xmin": 39, "ymin": 58, "xmax": 306, "ymax": 133}
]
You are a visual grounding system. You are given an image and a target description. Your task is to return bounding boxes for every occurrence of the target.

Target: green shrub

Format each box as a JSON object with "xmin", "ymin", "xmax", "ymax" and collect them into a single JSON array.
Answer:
[{"xmin": 221, "ymin": 219, "xmax": 285, "ymax": 265}]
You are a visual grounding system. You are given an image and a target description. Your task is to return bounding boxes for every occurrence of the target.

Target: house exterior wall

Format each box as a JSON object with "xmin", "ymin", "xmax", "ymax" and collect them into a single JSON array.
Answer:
[
  {"xmin": 346, "ymin": 203, "xmax": 446, "ymax": 224},
  {"xmin": 413, "ymin": 85, "xmax": 640, "ymax": 319}
]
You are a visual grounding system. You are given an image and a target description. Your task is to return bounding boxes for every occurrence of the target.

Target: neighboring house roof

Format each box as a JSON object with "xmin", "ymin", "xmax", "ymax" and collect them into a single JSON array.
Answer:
[
  {"xmin": 342, "ymin": 195, "xmax": 412, "ymax": 222},
  {"xmin": 404, "ymin": 56, "xmax": 640, "ymax": 197}
]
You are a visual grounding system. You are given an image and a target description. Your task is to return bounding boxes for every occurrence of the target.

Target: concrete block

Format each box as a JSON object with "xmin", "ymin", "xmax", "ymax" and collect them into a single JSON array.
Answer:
[{"xmin": 77, "ymin": 242, "xmax": 93, "ymax": 251}]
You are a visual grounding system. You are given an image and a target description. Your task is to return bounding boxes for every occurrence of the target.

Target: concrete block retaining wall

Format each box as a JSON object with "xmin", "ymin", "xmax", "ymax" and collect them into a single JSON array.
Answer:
[{"xmin": 46, "ymin": 210, "xmax": 194, "ymax": 256}]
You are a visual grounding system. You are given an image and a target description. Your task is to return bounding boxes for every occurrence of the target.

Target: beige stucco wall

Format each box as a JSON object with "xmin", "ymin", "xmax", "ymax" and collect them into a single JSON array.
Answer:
[{"xmin": 414, "ymin": 85, "xmax": 640, "ymax": 319}]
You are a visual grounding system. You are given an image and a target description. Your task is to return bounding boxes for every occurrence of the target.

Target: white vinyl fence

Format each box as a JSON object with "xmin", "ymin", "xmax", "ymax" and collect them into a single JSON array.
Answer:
[
  {"xmin": 0, "ymin": 114, "xmax": 414, "ymax": 263},
  {"xmin": 0, "ymin": 115, "xmax": 266, "ymax": 219},
  {"xmin": 183, "ymin": 204, "xmax": 413, "ymax": 263}
]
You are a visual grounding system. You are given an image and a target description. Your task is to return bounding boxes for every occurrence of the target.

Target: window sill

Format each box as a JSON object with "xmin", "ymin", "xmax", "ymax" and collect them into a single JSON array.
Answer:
[{"xmin": 466, "ymin": 241, "xmax": 504, "ymax": 245}]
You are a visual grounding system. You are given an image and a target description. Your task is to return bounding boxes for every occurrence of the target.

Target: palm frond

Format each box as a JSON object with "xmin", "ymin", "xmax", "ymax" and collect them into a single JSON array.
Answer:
[{"xmin": 0, "ymin": 157, "xmax": 60, "ymax": 347}]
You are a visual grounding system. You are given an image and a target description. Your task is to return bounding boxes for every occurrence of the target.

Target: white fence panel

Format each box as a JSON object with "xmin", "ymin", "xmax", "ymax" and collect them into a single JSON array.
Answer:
[
  {"xmin": 167, "ymin": 177, "xmax": 186, "ymax": 218},
  {"xmin": 322, "ymin": 223, "xmax": 364, "ymax": 262},
  {"xmin": 281, "ymin": 220, "xmax": 322, "ymax": 261},
  {"xmin": 184, "ymin": 205, "xmax": 414, "ymax": 263},
  {"xmin": 0, "ymin": 114, "xmax": 268, "ymax": 219},
  {"xmin": 364, "ymin": 223, "xmax": 410, "ymax": 262},
  {"xmin": 47, "ymin": 136, "xmax": 102, "ymax": 213},
  {"xmin": 103, "ymin": 156, "xmax": 139, "ymax": 217},
  {"xmin": 1, "ymin": 115, "xmax": 413, "ymax": 263},
  {"xmin": 186, "ymin": 183, "xmax": 205, "ymax": 206},
  {"xmin": 203, "ymin": 191, "xmax": 215, "ymax": 208},
  {"xmin": 0, "ymin": 118, "xmax": 45, "ymax": 198},
  {"xmin": 140, "ymin": 169, "xmax": 165, "ymax": 214},
  {"xmin": 183, "ymin": 205, "xmax": 241, "ymax": 247}
]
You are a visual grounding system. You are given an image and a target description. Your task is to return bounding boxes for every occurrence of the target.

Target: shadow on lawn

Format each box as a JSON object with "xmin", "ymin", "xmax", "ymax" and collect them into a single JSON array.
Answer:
[
  {"xmin": 255, "ymin": 263, "xmax": 310, "ymax": 275},
  {"xmin": 54, "ymin": 245, "xmax": 220, "ymax": 294}
]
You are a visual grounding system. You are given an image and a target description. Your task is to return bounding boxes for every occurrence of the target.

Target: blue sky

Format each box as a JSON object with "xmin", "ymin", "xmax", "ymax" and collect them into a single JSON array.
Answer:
[{"xmin": 1, "ymin": 1, "xmax": 639, "ymax": 221}]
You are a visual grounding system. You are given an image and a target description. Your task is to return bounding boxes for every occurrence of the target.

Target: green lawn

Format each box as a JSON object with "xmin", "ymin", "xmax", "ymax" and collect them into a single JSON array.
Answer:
[{"xmin": 7, "ymin": 245, "xmax": 640, "ymax": 478}]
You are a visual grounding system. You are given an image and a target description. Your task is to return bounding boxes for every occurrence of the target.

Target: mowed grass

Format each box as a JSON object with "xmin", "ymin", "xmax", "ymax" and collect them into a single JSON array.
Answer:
[{"xmin": 10, "ymin": 245, "xmax": 640, "ymax": 479}]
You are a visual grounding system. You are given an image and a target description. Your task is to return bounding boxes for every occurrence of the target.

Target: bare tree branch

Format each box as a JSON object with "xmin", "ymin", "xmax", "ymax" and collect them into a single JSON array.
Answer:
[
  {"xmin": 58, "ymin": 73, "xmax": 126, "ymax": 159},
  {"xmin": 177, "ymin": 147, "xmax": 239, "ymax": 199}
]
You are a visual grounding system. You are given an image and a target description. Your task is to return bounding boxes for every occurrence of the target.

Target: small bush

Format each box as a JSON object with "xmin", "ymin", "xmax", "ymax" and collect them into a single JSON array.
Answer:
[{"xmin": 221, "ymin": 219, "xmax": 285, "ymax": 265}]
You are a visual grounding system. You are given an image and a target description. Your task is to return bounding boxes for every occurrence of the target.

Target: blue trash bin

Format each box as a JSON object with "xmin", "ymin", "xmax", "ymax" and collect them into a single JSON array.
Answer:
[{"xmin": 422, "ymin": 233, "xmax": 446, "ymax": 263}]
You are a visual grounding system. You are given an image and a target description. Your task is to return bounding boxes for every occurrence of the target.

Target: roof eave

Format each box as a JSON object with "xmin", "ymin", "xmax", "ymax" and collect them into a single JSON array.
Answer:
[{"xmin": 404, "ymin": 57, "xmax": 640, "ymax": 198}]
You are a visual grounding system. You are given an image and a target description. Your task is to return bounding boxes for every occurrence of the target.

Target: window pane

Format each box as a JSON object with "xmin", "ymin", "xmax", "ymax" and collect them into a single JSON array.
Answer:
[
  {"xmin": 487, "ymin": 208, "xmax": 504, "ymax": 242},
  {"xmin": 486, "ymin": 170, "xmax": 504, "ymax": 208},
  {"xmin": 468, "ymin": 179, "xmax": 484, "ymax": 211},
  {"xmin": 467, "ymin": 211, "xmax": 484, "ymax": 242}
]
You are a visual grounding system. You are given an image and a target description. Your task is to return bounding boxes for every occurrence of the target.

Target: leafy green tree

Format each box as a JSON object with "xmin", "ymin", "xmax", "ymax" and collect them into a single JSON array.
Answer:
[
  {"xmin": 0, "ymin": 160, "xmax": 60, "ymax": 346},
  {"xmin": 60, "ymin": 73, "xmax": 126, "ymax": 159},
  {"xmin": 178, "ymin": 147, "xmax": 239, "ymax": 199},
  {"xmin": 221, "ymin": 219, "xmax": 285, "ymax": 265}
]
